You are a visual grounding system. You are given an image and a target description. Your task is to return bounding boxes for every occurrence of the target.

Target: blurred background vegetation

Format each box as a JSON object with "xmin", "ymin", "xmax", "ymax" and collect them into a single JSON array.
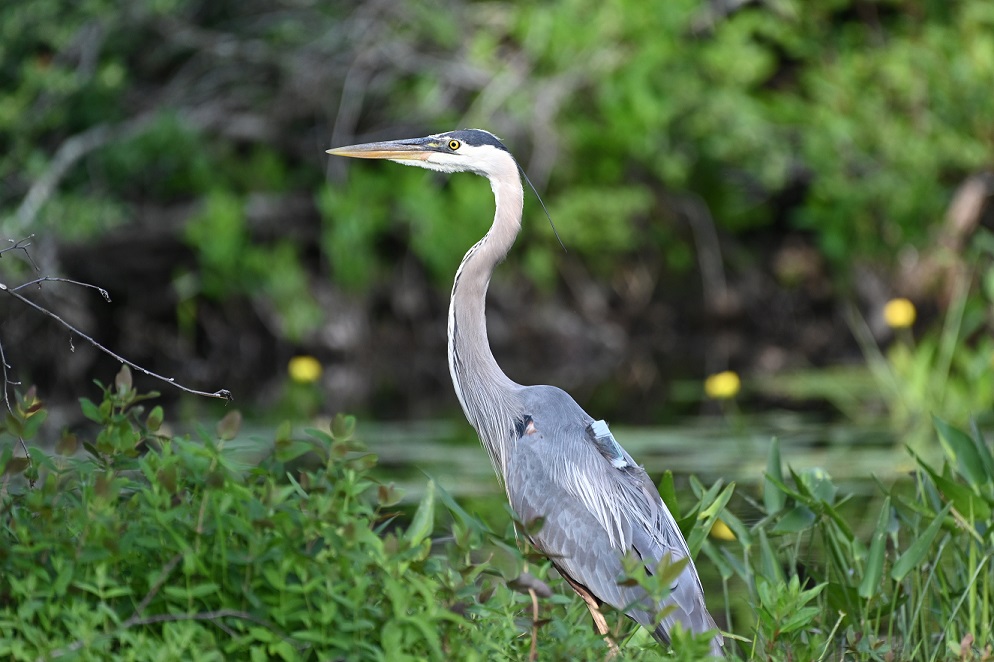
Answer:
[
  {"xmin": 3, "ymin": 1, "xmax": 994, "ymax": 658},
  {"xmin": 1, "ymin": 0, "xmax": 993, "ymax": 446}
]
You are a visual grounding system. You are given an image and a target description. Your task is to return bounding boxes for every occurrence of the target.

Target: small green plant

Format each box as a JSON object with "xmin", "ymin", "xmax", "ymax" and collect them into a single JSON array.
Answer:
[
  {"xmin": 754, "ymin": 574, "xmax": 826, "ymax": 658},
  {"xmin": 703, "ymin": 423, "xmax": 994, "ymax": 661},
  {"xmin": 0, "ymin": 374, "xmax": 693, "ymax": 660}
]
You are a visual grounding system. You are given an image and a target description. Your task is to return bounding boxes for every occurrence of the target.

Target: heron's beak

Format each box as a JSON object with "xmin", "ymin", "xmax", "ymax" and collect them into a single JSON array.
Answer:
[{"xmin": 326, "ymin": 138, "xmax": 433, "ymax": 161}]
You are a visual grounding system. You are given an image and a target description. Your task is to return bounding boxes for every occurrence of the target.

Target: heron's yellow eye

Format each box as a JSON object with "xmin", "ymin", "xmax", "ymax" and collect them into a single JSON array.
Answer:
[{"xmin": 448, "ymin": 139, "xmax": 461, "ymax": 150}]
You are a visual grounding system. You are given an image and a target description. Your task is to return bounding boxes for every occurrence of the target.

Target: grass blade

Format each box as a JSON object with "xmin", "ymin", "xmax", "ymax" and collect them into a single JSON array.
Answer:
[
  {"xmin": 933, "ymin": 416, "xmax": 989, "ymax": 488},
  {"xmin": 891, "ymin": 502, "xmax": 951, "ymax": 582},
  {"xmin": 764, "ymin": 437, "xmax": 785, "ymax": 514},
  {"xmin": 859, "ymin": 496, "xmax": 891, "ymax": 599}
]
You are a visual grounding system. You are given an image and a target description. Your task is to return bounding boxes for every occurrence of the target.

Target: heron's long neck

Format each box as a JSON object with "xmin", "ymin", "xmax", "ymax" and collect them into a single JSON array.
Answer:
[{"xmin": 448, "ymin": 173, "xmax": 523, "ymax": 478}]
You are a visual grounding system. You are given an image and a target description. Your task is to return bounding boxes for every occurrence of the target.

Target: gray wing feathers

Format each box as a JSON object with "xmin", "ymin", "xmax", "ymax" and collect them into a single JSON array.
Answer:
[{"xmin": 506, "ymin": 386, "xmax": 723, "ymax": 656}]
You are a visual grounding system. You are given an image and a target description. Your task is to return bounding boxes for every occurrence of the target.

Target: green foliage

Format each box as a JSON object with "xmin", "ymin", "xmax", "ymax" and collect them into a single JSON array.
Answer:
[
  {"xmin": 315, "ymin": 168, "xmax": 497, "ymax": 289},
  {"xmin": 183, "ymin": 189, "xmax": 321, "ymax": 340},
  {"xmin": 758, "ymin": 232, "xmax": 994, "ymax": 444},
  {"xmin": 2, "ymin": 377, "xmax": 993, "ymax": 659},
  {"xmin": 508, "ymin": 0, "xmax": 993, "ymax": 266},
  {"xmin": 6, "ymin": 0, "xmax": 990, "ymax": 306},
  {"xmin": 0, "ymin": 379, "xmax": 675, "ymax": 660},
  {"xmin": 703, "ymin": 421, "xmax": 994, "ymax": 660}
]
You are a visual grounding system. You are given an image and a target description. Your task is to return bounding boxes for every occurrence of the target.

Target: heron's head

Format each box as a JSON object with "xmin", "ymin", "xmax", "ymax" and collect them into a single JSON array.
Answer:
[{"xmin": 327, "ymin": 129, "xmax": 515, "ymax": 179}]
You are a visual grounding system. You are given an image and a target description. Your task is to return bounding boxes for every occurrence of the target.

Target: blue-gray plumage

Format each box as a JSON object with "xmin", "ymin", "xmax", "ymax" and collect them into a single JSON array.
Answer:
[{"xmin": 327, "ymin": 129, "xmax": 724, "ymax": 657}]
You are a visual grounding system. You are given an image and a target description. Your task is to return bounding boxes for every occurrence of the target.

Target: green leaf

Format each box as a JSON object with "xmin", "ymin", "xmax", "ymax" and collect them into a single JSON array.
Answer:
[
  {"xmin": 115, "ymin": 365, "xmax": 133, "ymax": 395},
  {"xmin": 658, "ymin": 470, "xmax": 681, "ymax": 519},
  {"xmin": 163, "ymin": 582, "xmax": 220, "ymax": 599},
  {"xmin": 933, "ymin": 416, "xmax": 990, "ymax": 488},
  {"xmin": 968, "ymin": 421, "xmax": 994, "ymax": 484},
  {"xmin": 772, "ymin": 504, "xmax": 816, "ymax": 534},
  {"xmin": 890, "ymin": 502, "xmax": 951, "ymax": 582},
  {"xmin": 3, "ymin": 412, "xmax": 21, "ymax": 437},
  {"xmin": 2, "ymin": 456, "xmax": 29, "ymax": 476},
  {"xmin": 779, "ymin": 605, "xmax": 820, "ymax": 634},
  {"xmin": 688, "ymin": 481, "xmax": 734, "ymax": 556},
  {"xmin": 331, "ymin": 413, "xmax": 356, "ymax": 441},
  {"xmin": 146, "ymin": 406, "xmax": 164, "ymax": 432},
  {"xmin": 274, "ymin": 439, "xmax": 313, "ymax": 463},
  {"xmin": 715, "ymin": 507, "xmax": 751, "ymax": 547},
  {"xmin": 79, "ymin": 397, "xmax": 103, "ymax": 424},
  {"xmin": 764, "ymin": 437, "xmax": 786, "ymax": 514},
  {"xmin": 914, "ymin": 450, "xmax": 992, "ymax": 522},
  {"xmin": 405, "ymin": 479, "xmax": 436, "ymax": 546},
  {"xmin": 757, "ymin": 528, "xmax": 785, "ymax": 584},
  {"xmin": 55, "ymin": 432, "xmax": 79, "ymax": 456},
  {"xmin": 377, "ymin": 482, "xmax": 403, "ymax": 508},
  {"xmin": 217, "ymin": 410, "xmax": 242, "ymax": 441},
  {"xmin": 21, "ymin": 409, "xmax": 48, "ymax": 440},
  {"xmin": 859, "ymin": 496, "xmax": 891, "ymax": 599}
]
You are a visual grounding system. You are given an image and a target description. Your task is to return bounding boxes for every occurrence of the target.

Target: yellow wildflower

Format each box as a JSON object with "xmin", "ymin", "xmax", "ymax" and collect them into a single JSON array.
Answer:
[
  {"xmin": 288, "ymin": 355, "xmax": 322, "ymax": 384},
  {"xmin": 710, "ymin": 519, "xmax": 736, "ymax": 541},
  {"xmin": 883, "ymin": 298, "xmax": 916, "ymax": 329},
  {"xmin": 704, "ymin": 371, "xmax": 741, "ymax": 400}
]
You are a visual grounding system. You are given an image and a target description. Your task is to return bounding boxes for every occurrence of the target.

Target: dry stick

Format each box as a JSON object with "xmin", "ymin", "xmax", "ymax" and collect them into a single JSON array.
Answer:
[
  {"xmin": 0, "ymin": 283, "xmax": 231, "ymax": 401},
  {"xmin": 13, "ymin": 276, "xmax": 111, "ymax": 300},
  {"xmin": 0, "ymin": 336, "xmax": 29, "ymax": 462},
  {"xmin": 0, "ymin": 236, "xmax": 40, "ymax": 270},
  {"xmin": 528, "ymin": 587, "xmax": 539, "ymax": 662}
]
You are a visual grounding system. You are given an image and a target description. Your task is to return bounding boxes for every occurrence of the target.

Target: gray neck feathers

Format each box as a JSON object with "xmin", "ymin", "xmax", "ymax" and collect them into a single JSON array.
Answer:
[{"xmin": 447, "ymin": 161, "xmax": 524, "ymax": 483}]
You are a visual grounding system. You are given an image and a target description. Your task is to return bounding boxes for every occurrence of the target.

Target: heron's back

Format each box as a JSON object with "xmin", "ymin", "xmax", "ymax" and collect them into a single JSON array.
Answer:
[{"xmin": 504, "ymin": 385, "xmax": 723, "ymax": 655}]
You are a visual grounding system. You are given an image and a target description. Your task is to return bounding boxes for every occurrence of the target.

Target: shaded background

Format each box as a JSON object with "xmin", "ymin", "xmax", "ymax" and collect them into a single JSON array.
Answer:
[{"xmin": 1, "ymin": 0, "xmax": 992, "ymax": 433}]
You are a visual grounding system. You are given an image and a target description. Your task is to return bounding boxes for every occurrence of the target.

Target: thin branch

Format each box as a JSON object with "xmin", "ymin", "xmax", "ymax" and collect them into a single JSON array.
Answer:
[
  {"xmin": 0, "ymin": 283, "xmax": 232, "ymax": 401},
  {"xmin": 528, "ymin": 586, "xmax": 539, "ymax": 662},
  {"xmin": 0, "ymin": 337, "xmax": 30, "ymax": 463},
  {"xmin": 13, "ymin": 276, "xmax": 111, "ymax": 301},
  {"xmin": 0, "ymin": 335, "xmax": 18, "ymax": 414},
  {"xmin": 0, "ymin": 236, "xmax": 40, "ymax": 271}
]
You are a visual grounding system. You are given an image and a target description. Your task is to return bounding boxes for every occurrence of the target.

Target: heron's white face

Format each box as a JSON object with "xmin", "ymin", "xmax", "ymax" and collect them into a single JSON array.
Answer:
[
  {"xmin": 327, "ymin": 130, "xmax": 518, "ymax": 182},
  {"xmin": 418, "ymin": 140, "xmax": 513, "ymax": 179}
]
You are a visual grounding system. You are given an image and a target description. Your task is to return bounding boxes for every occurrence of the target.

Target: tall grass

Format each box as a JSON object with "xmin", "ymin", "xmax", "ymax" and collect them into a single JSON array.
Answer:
[{"xmin": 702, "ymin": 425, "xmax": 994, "ymax": 660}]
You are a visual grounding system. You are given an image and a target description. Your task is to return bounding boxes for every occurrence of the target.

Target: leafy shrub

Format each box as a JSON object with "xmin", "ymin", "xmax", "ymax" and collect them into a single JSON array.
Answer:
[
  {"xmin": 2, "ymin": 370, "xmax": 991, "ymax": 659},
  {"xmin": 0, "ymin": 371, "xmax": 718, "ymax": 660}
]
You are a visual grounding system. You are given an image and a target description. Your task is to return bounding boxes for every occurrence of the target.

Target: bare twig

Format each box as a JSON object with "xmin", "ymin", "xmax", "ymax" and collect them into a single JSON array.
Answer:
[
  {"xmin": 0, "ymin": 282, "xmax": 231, "ymax": 401},
  {"xmin": 0, "ymin": 236, "xmax": 40, "ymax": 271},
  {"xmin": 13, "ymin": 276, "xmax": 111, "ymax": 301},
  {"xmin": 528, "ymin": 586, "xmax": 539, "ymax": 662},
  {"xmin": 0, "ymin": 337, "xmax": 29, "ymax": 462}
]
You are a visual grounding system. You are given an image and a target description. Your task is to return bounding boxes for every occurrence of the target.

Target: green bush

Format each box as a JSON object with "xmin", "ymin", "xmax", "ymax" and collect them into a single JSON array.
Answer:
[
  {"xmin": 0, "ymin": 371, "xmax": 719, "ymax": 660},
  {"xmin": 5, "ymin": 0, "xmax": 991, "ymax": 298},
  {"xmin": 2, "ymin": 371, "xmax": 991, "ymax": 659}
]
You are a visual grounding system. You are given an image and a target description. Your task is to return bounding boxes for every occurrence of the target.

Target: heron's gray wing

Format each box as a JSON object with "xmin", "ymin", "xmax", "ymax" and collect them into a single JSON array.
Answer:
[{"xmin": 505, "ymin": 386, "xmax": 722, "ymax": 654}]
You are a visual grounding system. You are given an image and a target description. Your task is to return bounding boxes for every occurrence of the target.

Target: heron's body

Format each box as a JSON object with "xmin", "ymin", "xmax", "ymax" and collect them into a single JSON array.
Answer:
[{"xmin": 328, "ymin": 129, "xmax": 723, "ymax": 656}]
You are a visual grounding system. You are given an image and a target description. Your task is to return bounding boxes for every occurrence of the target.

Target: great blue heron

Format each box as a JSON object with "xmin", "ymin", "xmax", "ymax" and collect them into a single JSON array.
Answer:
[{"xmin": 327, "ymin": 129, "xmax": 724, "ymax": 656}]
